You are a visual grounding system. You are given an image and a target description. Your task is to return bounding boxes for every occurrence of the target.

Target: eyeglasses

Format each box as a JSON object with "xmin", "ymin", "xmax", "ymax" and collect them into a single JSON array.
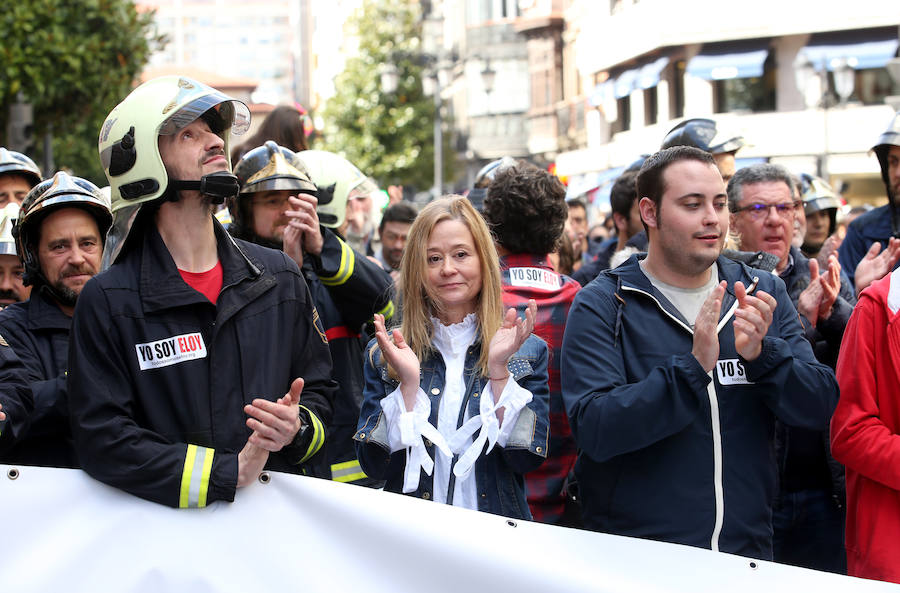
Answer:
[{"xmin": 732, "ymin": 201, "xmax": 802, "ymax": 220}]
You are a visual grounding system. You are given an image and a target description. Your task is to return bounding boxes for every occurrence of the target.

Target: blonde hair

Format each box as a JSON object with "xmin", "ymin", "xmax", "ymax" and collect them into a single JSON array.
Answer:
[{"xmin": 392, "ymin": 195, "xmax": 504, "ymax": 376}]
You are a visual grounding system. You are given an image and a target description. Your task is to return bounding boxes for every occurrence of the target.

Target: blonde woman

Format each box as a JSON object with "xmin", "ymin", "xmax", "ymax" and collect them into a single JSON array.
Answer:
[{"xmin": 355, "ymin": 196, "xmax": 549, "ymax": 519}]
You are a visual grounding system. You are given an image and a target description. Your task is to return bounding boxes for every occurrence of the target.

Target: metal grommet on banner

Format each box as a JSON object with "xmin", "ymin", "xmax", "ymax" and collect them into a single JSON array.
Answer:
[
  {"xmin": 258, "ymin": 472, "xmax": 271, "ymax": 484},
  {"xmin": 749, "ymin": 561, "xmax": 758, "ymax": 570},
  {"xmin": 506, "ymin": 520, "xmax": 517, "ymax": 528},
  {"xmin": 7, "ymin": 467, "xmax": 19, "ymax": 480}
]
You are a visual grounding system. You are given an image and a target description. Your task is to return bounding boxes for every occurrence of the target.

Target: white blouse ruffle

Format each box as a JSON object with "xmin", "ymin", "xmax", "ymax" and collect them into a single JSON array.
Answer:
[{"xmin": 379, "ymin": 314, "xmax": 533, "ymax": 502}]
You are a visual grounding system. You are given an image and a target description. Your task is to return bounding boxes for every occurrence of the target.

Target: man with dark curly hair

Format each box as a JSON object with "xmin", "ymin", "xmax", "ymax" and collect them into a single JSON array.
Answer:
[{"xmin": 483, "ymin": 161, "xmax": 581, "ymax": 526}]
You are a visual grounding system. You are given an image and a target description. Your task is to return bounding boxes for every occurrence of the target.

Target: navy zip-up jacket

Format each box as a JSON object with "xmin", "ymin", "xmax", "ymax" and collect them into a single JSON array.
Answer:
[
  {"xmin": 68, "ymin": 220, "xmax": 336, "ymax": 508},
  {"xmin": 561, "ymin": 254, "xmax": 838, "ymax": 559}
]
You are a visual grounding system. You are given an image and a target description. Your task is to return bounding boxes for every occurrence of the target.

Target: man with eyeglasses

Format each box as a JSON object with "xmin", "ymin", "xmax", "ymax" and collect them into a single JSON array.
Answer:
[{"xmin": 728, "ymin": 162, "xmax": 850, "ymax": 574}]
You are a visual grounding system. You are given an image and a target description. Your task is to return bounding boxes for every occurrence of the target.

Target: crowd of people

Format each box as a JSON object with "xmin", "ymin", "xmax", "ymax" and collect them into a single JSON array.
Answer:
[{"xmin": 1, "ymin": 74, "xmax": 900, "ymax": 584}]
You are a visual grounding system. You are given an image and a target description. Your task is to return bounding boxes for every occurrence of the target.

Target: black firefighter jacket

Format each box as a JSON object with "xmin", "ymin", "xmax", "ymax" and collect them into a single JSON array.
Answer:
[
  {"xmin": 0, "ymin": 288, "xmax": 77, "ymax": 467},
  {"xmin": 298, "ymin": 227, "xmax": 393, "ymax": 483},
  {"xmin": 67, "ymin": 220, "xmax": 336, "ymax": 508}
]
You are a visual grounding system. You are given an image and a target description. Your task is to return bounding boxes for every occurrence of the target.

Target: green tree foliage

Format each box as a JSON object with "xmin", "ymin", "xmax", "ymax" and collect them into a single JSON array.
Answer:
[
  {"xmin": 321, "ymin": 0, "xmax": 449, "ymax": 191},
  {"xmin": 0, "ymin": 0, "xmax": 164, "ymax": 185}
]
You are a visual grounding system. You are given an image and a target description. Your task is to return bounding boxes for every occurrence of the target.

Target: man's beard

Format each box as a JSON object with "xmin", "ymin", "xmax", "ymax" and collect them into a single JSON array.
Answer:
[
  {"xmin": 0, "ymin": 288, "xmax": 22, "ymax": 303},
  {"xmin": 47, "ymin": 264, "xmax": 97, "ymax": 306},
  {"xmin": 249, "ymin": 232, "xmax": 284, "ymax": 251},
  {"xmin": 49, "ymin": 281, "xmax": 78, "ymax": 307},
  {"xmin": 385, "ymin": 250, "xmax": 403, "ymax": 270},
  {"xmin": 228, "ymin": 220, "xmax": 284, "ymax": 251}
]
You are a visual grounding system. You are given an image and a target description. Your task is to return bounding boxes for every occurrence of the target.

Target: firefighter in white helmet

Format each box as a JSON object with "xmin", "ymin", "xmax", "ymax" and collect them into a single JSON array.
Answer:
[
  {"xmin": 0, "ymin": 204, "xmax": 29, "ymax": 308},
  {"xmin": 0, "ymin": 148, "xmax": 42, "ymax": 208},
  {"xmin": 68, "ymin": 75, "xmax": 336, "ymax": 508}
]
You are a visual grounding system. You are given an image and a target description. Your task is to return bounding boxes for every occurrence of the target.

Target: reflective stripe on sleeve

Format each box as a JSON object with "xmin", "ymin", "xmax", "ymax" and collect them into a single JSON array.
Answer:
[
  {"xmin": 319, "ymin": 240, "xmax": 355, "ymax": 286},
  {"xmin": 376, "ymin": 299, "xmax": 394, "ymax": 320},
  {"xmin": 331, "ymin": 459, "xmax": 368, "ymax": 483},
  {"xmin": 179, "ymin": 444, "xmax": 215, "ymax": 509},
  {"xmin": 297, "ymin": 405, "xmax": 326, "ymax": 463}
]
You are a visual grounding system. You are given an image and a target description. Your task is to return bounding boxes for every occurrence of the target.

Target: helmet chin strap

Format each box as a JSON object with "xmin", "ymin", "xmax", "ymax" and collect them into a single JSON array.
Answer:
[{"xmin": 168, "ymin": 171, "xmax": 240, "ymax": 205}]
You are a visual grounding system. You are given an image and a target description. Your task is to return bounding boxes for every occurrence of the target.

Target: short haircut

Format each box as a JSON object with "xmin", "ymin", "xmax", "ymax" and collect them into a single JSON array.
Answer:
[
  {"xmin": 379, "ymin": 201, "xmax": 418, "ymax": 233},
  {"xmin": 636, "ymin": 146, "xmax": 717, "ymax": 212},
  {"xmin": 726, "ymin": 163, "xmax": 797, "ymax": 211},
  {"xmin": 567, "ymin": 198, "xmax": 586, "ymax": 213},
  {"xmin": 609, "ymin": 170, "xmax": 639, "ymax": 219},
  {"xmin": 483, "ymin": 161, "xmax": 567, "ymax": 254}
]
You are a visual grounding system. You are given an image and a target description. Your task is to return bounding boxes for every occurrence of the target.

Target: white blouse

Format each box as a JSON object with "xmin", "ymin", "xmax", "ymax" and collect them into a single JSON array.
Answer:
[{"xmin": 379, "ymin": 313, "xmax": 533, "ymax": 509}]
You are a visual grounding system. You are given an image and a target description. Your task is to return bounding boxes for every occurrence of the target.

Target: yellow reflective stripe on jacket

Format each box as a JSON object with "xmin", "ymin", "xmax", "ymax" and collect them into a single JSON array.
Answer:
[
  {"xmin": 376, "ymin": 299, "xmax": 394, "ymax": 320},
  {"xmin": 297, "ymin": 405, "xmax": 325, "ymax": 463},
  {"xmin": 179, "ymin": 444, "xmax": 214, "ymax": 509},
  {"xmin": 319, "ymin": 240, "xmax": 355, "ymax": 287},
  {"xmin": 331, "ymin": 459, "xmax": 368, "ymax": 483}
]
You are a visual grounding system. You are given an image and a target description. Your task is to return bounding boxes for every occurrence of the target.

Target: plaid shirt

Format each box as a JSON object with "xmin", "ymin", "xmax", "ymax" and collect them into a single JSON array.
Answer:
[{"xmin": 500, "ymin": 253, "xmax": 580, "ymax": 524}]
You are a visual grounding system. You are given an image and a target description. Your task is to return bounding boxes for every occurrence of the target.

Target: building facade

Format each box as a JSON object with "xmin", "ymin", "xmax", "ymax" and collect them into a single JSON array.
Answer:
[{"xmin": 560, "ymin": 0, "xmax": 899, "ymax": 210}]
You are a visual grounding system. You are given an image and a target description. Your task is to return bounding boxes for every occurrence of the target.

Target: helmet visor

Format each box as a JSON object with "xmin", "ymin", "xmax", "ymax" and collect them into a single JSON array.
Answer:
[
  {"xmin": 159, "ymin": 93, "xmax": 251, "ymax": 138},
  {"xmin": 101, "ymin": 204, "xmax": 142, "ymax": 270},
  {"xmin": 346, "ymin": 177, "xmax": 379, "ymax": 205}
]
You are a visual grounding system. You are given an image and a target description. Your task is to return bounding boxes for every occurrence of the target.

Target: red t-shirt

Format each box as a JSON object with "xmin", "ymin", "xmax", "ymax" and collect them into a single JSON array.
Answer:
[{"xmin": 179, "ymin": 261, "xmax": 223, "ymax": 304}]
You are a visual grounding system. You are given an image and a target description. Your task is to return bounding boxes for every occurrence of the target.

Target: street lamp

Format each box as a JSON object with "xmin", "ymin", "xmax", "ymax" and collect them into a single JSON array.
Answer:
[
  {"xmin": 481, "ymin": 58, "xmax": 496, "ymax": 99},
  {"xmin": 794, "ymin": 54, "xmax": 856, "ymax": 180},
  {"xmin": 430, "ymin": 71, "xmax": 443, "ymax": 199}
]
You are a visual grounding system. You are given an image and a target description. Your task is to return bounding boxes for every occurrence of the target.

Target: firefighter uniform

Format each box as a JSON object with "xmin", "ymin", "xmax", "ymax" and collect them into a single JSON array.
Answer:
[
  {"xmin": 68, "ymin": 221, "xmax": 336, "ymax": 508},
  {"xmin": 0, "ymin": 331, "xmax": 33, "ymax": 455},
  {"xmin": 302, "ymin": 226, "xmax": 393, "ymax": 484},
  {"xmin": 0, "ymin": 289, "xmax": 76, "ymax": 467}
]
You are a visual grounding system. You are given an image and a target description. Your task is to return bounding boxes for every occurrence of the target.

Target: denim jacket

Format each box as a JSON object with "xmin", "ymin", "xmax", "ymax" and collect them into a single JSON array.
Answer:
[{"xmin": 354, "ymin": 333, "xmax": 550, "ymax": 520}]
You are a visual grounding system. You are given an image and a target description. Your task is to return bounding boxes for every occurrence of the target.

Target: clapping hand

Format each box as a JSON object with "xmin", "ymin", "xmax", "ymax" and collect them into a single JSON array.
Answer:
[
  {"xmin": 732, "ymin": 281, "xmax": 777, "ymax": 362},
  {"xmin": 797, "ymin": 255, "xmax": 841, "ymax": 327},
  {"xmin": 692, "ymin": 281, "xmax": 726, "ymax": 372},
  {"xmin": 373, "ymin": 313, "xmax": 420, "ymax": 411},
  {"xmin": 487, "ymin": 300, "xmax": 537, "ymax": 384},
  {"xmin": 854, "ymin": 238, "xmax": 900, "ymax": 296}
]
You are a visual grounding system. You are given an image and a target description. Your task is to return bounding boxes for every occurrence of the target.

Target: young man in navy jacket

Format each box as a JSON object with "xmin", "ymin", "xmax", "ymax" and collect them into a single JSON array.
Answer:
[{"xmin": 561, "ymin": 146, "xmax": 838, "ymax": 559}]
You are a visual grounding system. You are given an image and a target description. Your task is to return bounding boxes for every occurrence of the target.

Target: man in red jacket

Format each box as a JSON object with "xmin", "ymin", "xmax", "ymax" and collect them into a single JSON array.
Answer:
[{"xmin": 832, "ymin": 266, "xmax": 900, "ymax": 584}]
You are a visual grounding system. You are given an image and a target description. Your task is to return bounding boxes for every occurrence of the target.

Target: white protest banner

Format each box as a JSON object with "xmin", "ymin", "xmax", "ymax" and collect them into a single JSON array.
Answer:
[{"xmin": 0, "ymin": 464, "xmax": 894, "ymax": 592}]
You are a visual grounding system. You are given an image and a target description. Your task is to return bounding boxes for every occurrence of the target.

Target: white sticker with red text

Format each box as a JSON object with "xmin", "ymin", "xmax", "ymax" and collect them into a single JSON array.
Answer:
[
  {"xmin": 135, "ymin": 333, "xmax": 207, "ymax": 370},
  {"xmin": 508, "ymin": 267, "xmax": 559, "ymax": 291}
]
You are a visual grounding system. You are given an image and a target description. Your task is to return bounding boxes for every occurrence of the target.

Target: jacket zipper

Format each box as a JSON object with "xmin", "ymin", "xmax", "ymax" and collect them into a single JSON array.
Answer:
[{"xmin": 620, "ymin": 283, "xmax": 744, "ymax": 552}]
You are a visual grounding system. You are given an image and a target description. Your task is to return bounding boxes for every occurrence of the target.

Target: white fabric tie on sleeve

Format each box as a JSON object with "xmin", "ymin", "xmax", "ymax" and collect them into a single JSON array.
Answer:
[
  {"xmin": 447, "ymin": 376, "xmax": 532, "ymax": 482},
  {"xmin": 380, "ymin": 385, "xmax": 452, "ymax": 494}
]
